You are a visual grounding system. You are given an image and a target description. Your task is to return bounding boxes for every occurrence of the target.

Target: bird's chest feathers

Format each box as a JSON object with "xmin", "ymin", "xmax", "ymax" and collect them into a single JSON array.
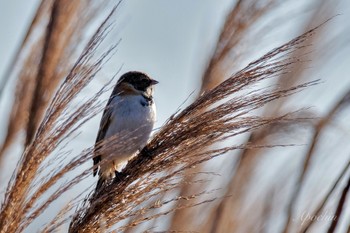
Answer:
[{"xmin": 107, "ymin": 95, "xmax": 155, "ymax": 134}]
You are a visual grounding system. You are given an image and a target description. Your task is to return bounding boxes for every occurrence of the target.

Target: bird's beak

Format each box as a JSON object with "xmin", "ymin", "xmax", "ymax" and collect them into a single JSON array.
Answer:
[{"xmin": 151, "ymin": 79, "xmax": 159, "ymax": 85}]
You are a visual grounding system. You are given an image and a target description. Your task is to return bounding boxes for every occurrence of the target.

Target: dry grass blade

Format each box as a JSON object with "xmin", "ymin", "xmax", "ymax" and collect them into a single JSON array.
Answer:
[
  {"xmin": 25, "ymin": 0, "xmax": 97, "ymax": 145},
  {"xmin": 0, "ymin": 39, "xmax": 43, "ymax": 164},
  {"xmin": 0, "ymin": 2, "xmax": 121, "ymax": 232},
  {"xmin": 300, "ymin": 158, "xmax": 350, "ymax": 233},
  {"xmin": 69, "ymin": 24, "xmax": 322, "ymax": 233},
  {"xmin": 0, "ymin": 0, "xmax": 51, "ymax": 97},
  {"xmin": 326, "ymin": 172, "xmax": 350, "ymax": 233},
  {"xmin": 282, "ymin": 88, "xmax": 350, "ymax": 233},
  {"xmin": 0, "ymin": 0, "xmax": 52, "ymax": 166}
]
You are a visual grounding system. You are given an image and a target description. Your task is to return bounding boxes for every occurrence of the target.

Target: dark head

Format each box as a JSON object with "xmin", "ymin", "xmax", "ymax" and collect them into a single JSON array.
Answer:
[{"xmin": 115, "ymin": 71, "xmax": 158, "ymax": 96}]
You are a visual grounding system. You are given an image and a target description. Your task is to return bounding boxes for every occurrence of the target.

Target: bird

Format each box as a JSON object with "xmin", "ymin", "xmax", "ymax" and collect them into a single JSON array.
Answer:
[{"xmin": 93, "ymin": 71, "xmax": 158, "ymax": 191}]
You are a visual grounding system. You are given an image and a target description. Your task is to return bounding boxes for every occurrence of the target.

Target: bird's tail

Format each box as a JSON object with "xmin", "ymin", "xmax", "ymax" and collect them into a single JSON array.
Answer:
[{"xmin": 95, "ymin": 176, "xmax": 106, "ymax": 193}]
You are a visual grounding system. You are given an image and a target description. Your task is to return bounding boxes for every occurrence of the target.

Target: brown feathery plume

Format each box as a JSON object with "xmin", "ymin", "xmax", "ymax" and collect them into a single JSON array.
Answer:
[
  {"xmin": 207, "ymin": 2, "xmax": 332, "ymax": 232},
  {"xmin": 0, "ymin": 2, "xmax": 121, "ymax": 232},
  {"xmin": 68, "ymin": 24, "xmax": 322, "ymax": 232},
  {"xmin": 0, "ymin": 0, "xmax": 108, "ymax": 167},
  {"xmin": 170, "ymin": 0, "xmax": 278, "ymax": 229},
  {"xmin": 0, "ymin": 0, "xmax": 52, "ymax": 165},
  {"xmin": 24, "ymin": 0, "xmax": 102, "ymax": 145}
]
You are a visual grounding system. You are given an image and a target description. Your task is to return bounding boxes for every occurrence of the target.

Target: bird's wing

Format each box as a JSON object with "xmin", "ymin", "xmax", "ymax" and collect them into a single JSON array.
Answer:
[{"xmin": 93, "ymin": 98, "xmax": 114, "ymax": 176}]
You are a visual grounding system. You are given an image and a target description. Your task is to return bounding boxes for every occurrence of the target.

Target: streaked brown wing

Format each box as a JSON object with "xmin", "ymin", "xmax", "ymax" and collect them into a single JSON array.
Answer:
[{"xmin": 93, "ymin": 100, "xmax": 113, "ymax": 176}]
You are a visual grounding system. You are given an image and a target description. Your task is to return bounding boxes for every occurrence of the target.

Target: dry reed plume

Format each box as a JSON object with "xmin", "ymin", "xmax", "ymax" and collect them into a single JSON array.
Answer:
[
  {"xmin": 69, "ymin": 25, "xmax": 321, "ymax": 232},
  {"xmin": 0, "ymin": 1, "xmax": 120, "ymax": 232},
  {"xmin": 171, "ymin": 0, "xmax": 279, "ymax": 228}
]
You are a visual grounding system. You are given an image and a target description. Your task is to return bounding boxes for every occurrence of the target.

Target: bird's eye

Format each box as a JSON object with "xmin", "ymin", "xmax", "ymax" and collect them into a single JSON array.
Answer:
[{"xmin": 140, "ymin": 78, "xmax": 148, "ymax": 83}]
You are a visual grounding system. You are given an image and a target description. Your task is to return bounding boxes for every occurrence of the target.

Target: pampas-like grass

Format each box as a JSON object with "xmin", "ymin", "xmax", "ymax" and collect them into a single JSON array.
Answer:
[
  {"xmin": 0, "ymin": 3, "xmax": 121, "ymax": 232},
  {"xmin": 68, "ymin": 24, "xmax": 322, "ymax": 232},
  {"xmin": 211, "ymin": 2, "xmax": 334, "ymax": 232},
  {"xmin": 0, "ymin": 0, "xmax": 105, "ymax": 163},
  {"xmin": 171, "ymin": 0, "xmax": 279, "ymax": 227},
  {"xmin": 1, "ymin": 1, "xmax": 349, "ymax": 233}
]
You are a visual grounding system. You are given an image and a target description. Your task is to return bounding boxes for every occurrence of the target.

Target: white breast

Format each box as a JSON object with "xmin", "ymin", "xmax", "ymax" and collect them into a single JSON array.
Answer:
[{"xmin": 99, "ymin": 94, "xmax": 156, "ymax": 178}]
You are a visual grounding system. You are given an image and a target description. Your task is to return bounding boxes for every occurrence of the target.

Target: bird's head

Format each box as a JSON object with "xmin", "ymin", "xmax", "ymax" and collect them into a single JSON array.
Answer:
[{"xmin": 115, "ymin": 71, "xmax": 158, "ymax": 97}]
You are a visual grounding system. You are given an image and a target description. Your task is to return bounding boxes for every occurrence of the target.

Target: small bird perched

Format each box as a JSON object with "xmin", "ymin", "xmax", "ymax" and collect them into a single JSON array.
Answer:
[{"xmin": 93, "ymin": 71, "xmax": 158, "ymax": 191}]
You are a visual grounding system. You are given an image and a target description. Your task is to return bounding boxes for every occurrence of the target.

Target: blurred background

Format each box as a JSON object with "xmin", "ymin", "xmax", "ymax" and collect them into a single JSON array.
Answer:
[{"xmin": 0, "ymin": 0, "xmax": 350, "ymax": 232}]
